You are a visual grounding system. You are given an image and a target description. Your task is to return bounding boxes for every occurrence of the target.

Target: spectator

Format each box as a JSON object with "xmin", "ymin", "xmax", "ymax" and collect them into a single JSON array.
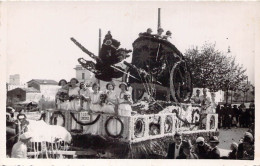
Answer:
[
  {"xmin": 194, "ymin": 137, "xmax": 211, "ymax": 159},
  {"xmin": 167, "ymin": 133, "xmax": 184, "ymax": 159},
  {"xmin": 177, "ymin": 140, "xmax": 198, "ymax": 159},
  {"xmin": 239, "ymin": 103, "xmax": 247, "ymax": 127},
  {"xmin": 233, "ymin": 105, "xmax": 240, "ymax": 127},
  {"xmin": 11, "ymin": 132, "xmax": 32, "ymax": 158},
  {"xmin": 237, "ymin": 132, "xmax": 254, "ymax": 160},
  {"xmin": 208, "ymin": 136, "xmax": 220, "ymax": 159},
  {"xmin": 228, "ymin": 142, "xmax": 238, "ymax": 159}
]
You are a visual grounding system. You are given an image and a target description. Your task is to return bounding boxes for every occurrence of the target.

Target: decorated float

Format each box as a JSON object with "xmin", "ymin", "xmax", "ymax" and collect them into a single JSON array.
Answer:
[{"xmin": 10, "ymin": 10, "xmax": 219, "ymax": 159}]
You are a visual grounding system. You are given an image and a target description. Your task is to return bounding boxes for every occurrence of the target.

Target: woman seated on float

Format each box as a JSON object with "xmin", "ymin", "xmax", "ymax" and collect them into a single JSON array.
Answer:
[
  {"xmin": 101, "ymin": 82, "xmax": 118, "ymax": 114},
  {"xmin": 68, "ymin": 78, "xmax": 81, "ymax": 111},
  {"xmin": 79, "ymin": 82, "xmax": 91, "ymax": 111},
  {"xmin": 55, "ymin": 79, "xmax": 69, "ymax": 110},
  {"xmin": 117, "ymin": 82, "xmax": 133, "ymax": 116}
]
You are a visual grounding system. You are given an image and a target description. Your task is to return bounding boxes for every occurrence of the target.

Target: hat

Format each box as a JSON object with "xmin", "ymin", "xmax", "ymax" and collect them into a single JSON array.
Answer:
[
  {"xmin": 244, "ymin": 132, "xmax": 253, "ymax": 143},
  {"xmin": 70, "ymin": 78, "xmax": 79, "ymax": 84},
  {"xmin": 157, "ymin": 28, "xmax": 164, "ymax": 32},
  {"xmin": 231, "ymin": 142, "xmax": 238, "ymax": 150},
  {"xmin": 209, "ymin": 136, "xmax": 219, "ymax": 143},
  {"xmin": 196, "ymin": 137, "xmax": 205, "ymax": 143},
  {"xmin": 106, "ymin": 81, "xmax": 115, "ymax": 90},
  {"xmin": 20, "ymin": 132, "xmax": 33, "ymax": 140},
  {"xmin": 147, "ymin": 28, "xmax": 152, "ymax": 32},
  {"xmin": 58, "ymin": 79, "xmax": 67, "ymax": 86},
  {"xmin": 166, "ymin": 31, "xmax": 172, "ymax": 35},
  {"xmin": 119, "ymin": 82, "xmax": 129, "ymax": 90},
  {"xmin": 182, "ymin": 140, "xmax": 192, "ymax": 149}
]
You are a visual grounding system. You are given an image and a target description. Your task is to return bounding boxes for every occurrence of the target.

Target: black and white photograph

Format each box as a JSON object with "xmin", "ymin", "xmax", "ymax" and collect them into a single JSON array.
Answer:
[{"xmin": 0, "ymin": 1, "xmax": 259, "ymax": 164}]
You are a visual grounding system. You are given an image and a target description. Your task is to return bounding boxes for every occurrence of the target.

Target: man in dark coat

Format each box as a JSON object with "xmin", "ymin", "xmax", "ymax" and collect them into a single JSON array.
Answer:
[
  {"xmin": 177, "ymin": 140, "xmax": 198, "ymax": 159},
  {"xmin": 237, "ymin": 132, "xmax": 254, "ymax": 160},
  {"xmin": 167, "ymin": 133, "xmax": 184, "ymax": 159},
  {"xmin": 208, "ymin": 136, "xmax": 221, "ymax": 159},
  {"xmin": 194, "ymin": 137, "xmax": 211, "ymax": 159}
]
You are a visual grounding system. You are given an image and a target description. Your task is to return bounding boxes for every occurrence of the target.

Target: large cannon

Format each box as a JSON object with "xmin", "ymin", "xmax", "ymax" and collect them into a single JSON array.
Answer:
[{"xmin": 123, "ymin": 35, "xmax": 193, "ymax": 103}]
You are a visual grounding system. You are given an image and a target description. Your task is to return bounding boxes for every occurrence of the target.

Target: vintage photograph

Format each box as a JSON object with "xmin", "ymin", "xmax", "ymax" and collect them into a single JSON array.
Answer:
[{"xmin": 2, "ymin": 1, "xmax": 258, "ymax": 161}]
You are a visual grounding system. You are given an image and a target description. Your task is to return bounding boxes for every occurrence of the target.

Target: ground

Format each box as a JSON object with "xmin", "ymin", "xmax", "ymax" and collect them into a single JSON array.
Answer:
[{"xmin": 218, "ymin": 127, "xmax": 248, "ymax": 156}]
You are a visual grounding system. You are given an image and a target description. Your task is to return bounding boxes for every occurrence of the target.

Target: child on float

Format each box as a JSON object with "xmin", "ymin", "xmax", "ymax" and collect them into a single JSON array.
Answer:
[
  {"xmin": 117, "ymin": 82, "xmax": 133, "ymax": 116},
  {"xmin": 68, "ymin": 78, "xmax": 81, "ymax": 130},
  {"xmin": 89, "ymin": 83, "xmax": 103, "ymax": 135},
  {"xmin": 55, "ymin": 79, "xmax": 69, "ymax": 110},
  {"xmin": 79, "ymin": 82, "xmax": 91, "ymax": 111}
]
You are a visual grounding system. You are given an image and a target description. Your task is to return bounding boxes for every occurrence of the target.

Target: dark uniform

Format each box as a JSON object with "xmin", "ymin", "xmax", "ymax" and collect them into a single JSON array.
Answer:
[
  {"xmin": 194, "ymin": 143, "xmax": 211, "ymax": 159},
  {"xmin": 208, "ymin": 147, "xmax": 220, "ymax": 159}
]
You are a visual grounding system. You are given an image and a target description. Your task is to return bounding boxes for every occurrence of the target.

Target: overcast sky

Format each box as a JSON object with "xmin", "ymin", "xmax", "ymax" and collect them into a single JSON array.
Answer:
[{"xmin": 2, "ymin": 1, "xmax": 259, "ymax": 84}]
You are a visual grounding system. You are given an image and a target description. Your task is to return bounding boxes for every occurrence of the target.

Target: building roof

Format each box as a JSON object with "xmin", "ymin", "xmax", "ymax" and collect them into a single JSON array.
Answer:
[
  {"xmin": 27, "ymin": 79, "xmax": 58, "ymax": 85},
  {"xmin": 8, "ymin": 87, "xmax": 40, "ymax": 93}
]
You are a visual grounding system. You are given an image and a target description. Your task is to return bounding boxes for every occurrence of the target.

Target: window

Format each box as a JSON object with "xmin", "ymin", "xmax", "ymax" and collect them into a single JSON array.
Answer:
[{"xmin": 82, "ymin": 73, "xmax": 85, "ymax": 79}]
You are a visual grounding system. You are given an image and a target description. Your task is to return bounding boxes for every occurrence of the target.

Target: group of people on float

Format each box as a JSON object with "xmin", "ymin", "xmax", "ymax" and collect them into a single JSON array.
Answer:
[
  {"xmin": 139, "ymin": 28, "xmax": 172, "ymax": 41},
  {"xmin": 190, "ymin": 88, "xmax": 217, "ymax": 113},
  {"xmin": 55, "ymin": 78, "xmax": 133, "ymax": 116},
  {"xmin": 167, "ymin": 130, "xmax": 254, "ymax": 160}
]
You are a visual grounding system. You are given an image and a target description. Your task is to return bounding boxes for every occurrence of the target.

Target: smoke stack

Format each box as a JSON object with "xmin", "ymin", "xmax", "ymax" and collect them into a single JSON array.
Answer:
[{"xmin": 158, "ymin": 8, "xmax": 161, "ymax": 31}]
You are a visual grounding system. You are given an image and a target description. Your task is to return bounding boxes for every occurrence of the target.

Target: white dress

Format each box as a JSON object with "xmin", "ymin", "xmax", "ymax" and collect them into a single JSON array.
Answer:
[
  {"xmin": 101, "ymin": 90, "xmax": 118, "ymax": 135},
  {"xmin": 118, "ymin": 91, "xmax": 133, "ymax": 116},
  {"xmin": 68, "ymin": 87, "xmax": 81, "ymax": 111},
  {"xmin": 68, "ymin": 86, "xmax": 81, "ymax": 130},
  {"xmin": 79, "ymin": 89, "xmax": 91, "ymax": 111},
  {"xmin": 89, "ymin": 91, "xmax": 102, "ymax": 135},
  {"xmin": 101, "ymin": 90, "xmax": 117, "ymax": 114}
]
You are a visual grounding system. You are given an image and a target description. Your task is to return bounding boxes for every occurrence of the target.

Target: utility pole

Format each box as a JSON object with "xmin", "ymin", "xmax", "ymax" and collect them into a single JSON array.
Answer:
[
  {"xmin": 157, "ymin": 8, "xmax": 161, "ymax": 31},
  {"xmin": 97, "ymin": 28, "xmax": 101, "ymax": 84}
]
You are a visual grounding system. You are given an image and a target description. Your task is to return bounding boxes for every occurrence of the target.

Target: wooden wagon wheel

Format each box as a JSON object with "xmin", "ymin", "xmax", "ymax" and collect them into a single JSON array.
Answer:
[{"xmin": 170, "ymin": 61, "xmax": 193, "ymax": 103}]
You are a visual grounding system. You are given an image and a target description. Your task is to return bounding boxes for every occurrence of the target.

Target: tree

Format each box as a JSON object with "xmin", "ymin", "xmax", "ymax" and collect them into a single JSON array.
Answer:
[{"xmin": 184, "ymin": 43, "xmax": 247, "ymax": 92}]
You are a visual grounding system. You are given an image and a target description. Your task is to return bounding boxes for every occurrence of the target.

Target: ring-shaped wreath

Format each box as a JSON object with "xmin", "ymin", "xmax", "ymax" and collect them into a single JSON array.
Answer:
[{"xmin": 105, "ymin": 116, "xmax": 124, "ymax": 138}]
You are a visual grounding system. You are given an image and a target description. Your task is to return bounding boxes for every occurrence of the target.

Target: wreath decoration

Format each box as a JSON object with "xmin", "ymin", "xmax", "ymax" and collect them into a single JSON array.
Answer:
[
  {"xmin": 70, "ymin": 112, "xmax": 101, "ymax": 126},
  {"xmin": 105, "ymin": 116, "xmax": 124, "ymax": 138},
  {"xmin": 50, "ymin": 111, "xmax": 65, "ymax": 126},
  {"xmin": 134, "ymin": 118, "xmax": 145, "ymax": 138}
]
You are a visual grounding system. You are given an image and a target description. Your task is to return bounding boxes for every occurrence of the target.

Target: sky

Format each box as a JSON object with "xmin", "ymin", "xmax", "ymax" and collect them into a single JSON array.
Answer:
[{"xmin": 2, "ymin": 1, "xmax": 259, "ymax": 84}]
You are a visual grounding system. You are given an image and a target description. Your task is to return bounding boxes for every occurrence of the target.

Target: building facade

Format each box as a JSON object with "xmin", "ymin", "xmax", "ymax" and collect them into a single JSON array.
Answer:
[
  {"xmin": 7, "ymin": 87, "xmax": 41, "ymax": 105},
  {"xmin": 74, "ymin": 65, "xmax": 96, "ymax": 85},
  {"xmin": 27, "ymin": 79, "xmax": 60, "ymax": 100}
]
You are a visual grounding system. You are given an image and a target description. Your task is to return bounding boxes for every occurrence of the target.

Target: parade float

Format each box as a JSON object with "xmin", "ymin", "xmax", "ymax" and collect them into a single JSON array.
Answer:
[{"xmin": 10, "ymin": 10, "xmax": 219, "ymax": 159}]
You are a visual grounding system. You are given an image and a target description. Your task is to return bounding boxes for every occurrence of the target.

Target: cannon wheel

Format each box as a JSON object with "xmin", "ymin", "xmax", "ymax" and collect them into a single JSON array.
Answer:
[{"xmin": 170, "ymin": 60, "xmax": 193, "ymax": 103}]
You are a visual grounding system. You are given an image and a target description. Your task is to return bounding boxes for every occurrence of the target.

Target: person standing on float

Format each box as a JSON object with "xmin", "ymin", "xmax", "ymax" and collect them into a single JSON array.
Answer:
[
  {"xmin": 55, "ymin": 79, "xmax": 69, "ymax": 110},
  {"xmin": 101, "ymin": 82, "xmax": 118, "ymax": 135},
  {"xmin": 101, "ymin": 82, "xmax": 118, "ymax": 114},
  {"xmin": 79, "ymin": 82, "xmax": 91, "ymax": 111},
  {"xmin": 68, "ymin": 78, "xmax": 81, "ymax": 130},
  {"xmin": 117, "ymin": 82, "xmax": 133, "ymax": 116},
  {"xmin": 89, "ymin": 83, "xmax": 102, "ymax": 135}
]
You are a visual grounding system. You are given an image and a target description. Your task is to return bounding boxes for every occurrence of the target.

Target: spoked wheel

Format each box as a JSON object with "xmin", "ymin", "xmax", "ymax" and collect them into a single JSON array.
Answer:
[{"xmin": 170, "ymin": 61, "xmax": 193, "ymax": 103}]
